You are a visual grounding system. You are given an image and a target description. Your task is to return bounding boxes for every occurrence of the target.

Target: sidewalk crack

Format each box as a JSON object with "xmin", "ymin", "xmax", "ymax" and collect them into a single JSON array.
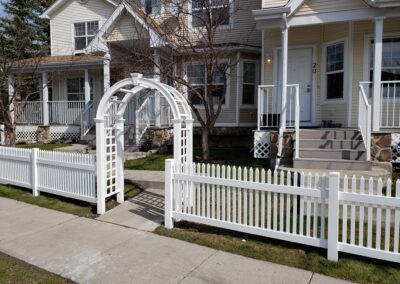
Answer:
[
  {"xmin": 308, "ymin": 272, "xmax": 315, "ymax": 284},
  {"xmin": 177, "ymin": 250, "xmax": 218, "ymax": 284}
]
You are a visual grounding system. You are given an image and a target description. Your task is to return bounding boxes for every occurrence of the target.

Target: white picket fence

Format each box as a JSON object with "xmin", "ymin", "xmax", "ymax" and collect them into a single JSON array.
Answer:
[
  {"xmin": 0, "ymin": 147, "xmax": 96, "ymax": 203},
  {"xmin": 165, "ymin": 159, "xmax": 400, "ymax": 263}
]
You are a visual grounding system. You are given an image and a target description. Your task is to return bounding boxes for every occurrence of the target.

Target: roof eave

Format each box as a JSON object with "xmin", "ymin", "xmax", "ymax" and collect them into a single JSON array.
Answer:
[{"xmin": 252, "ymin": 7, "xmax": 291, "ymax": 21}]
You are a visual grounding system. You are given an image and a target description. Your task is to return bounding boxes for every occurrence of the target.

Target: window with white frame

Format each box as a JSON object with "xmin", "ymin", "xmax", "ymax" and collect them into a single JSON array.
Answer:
[
  {"xmin": 370, "ymin": 37, "xmax": 400, "ymax": 98},
  {"xmin": 144, "ymin": 0, "xmax": 161, "ymax": 14},
  {"xmin": 186, "ymin": 63, "xmax": 227, "ymax": 105},
  {"xmin": 325, "ymin": 42, "xmax": 345, "ymax": 100},
  {"xmin": 74, "ymin": 21, "xmax": 99, "ymax": 51},
  {"xmin": 242, "ymin": 62, "xmax": 257, "ymax": 105},
  {"xmin": 191, "ymin": 0, "xmax": 231, "ymax": 28},
  {"xmin": 66, "ymin": 78, "xmax": 93, "ymax": 101}
]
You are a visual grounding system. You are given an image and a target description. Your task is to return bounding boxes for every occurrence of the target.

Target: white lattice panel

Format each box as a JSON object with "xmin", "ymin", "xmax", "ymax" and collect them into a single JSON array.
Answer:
[
  {"xmin": 254, "ymin": 131, "xmax": 270, "ymax": 158},
  {"xmin": 105, "ymin": 127, "xmax": 117, "ymax": 197},
  {"xmin": 50, "ymin": 126, "xmax": 80, "ymax": 141},
  {"xmin": 16, "ymin": 126, "xmax": 38, "ymax": 143},
  {"xmin": 392, "ymin": 133, "xmax": 400, "ymax": 163}
]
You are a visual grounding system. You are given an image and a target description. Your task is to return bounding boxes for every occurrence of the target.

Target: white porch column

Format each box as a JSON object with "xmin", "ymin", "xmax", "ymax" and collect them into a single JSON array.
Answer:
[
  {"xmin": 8, "ymin": 74, "xmax": 15, "ymax": 125},
  {"xmin": 153, "ymin": 49, "xmax": 161, "ymax": 127},
  {"xmin": 103, "ymin": 53, "xmax": 111, "ymax": 93},
  {"xmin": 280, "ymin": 17, "xmax": 289, "ymax": 130},
  {"xmin": 42, "ymin": 72, "xmax": 49, "ymax": 126},
  {"xmin": 84, "ymin": 69, "xmax": 91, "ymax": 104},
  {"xmin": 372, "ymin": 17, "xmax": 384, "ymax": 132}
]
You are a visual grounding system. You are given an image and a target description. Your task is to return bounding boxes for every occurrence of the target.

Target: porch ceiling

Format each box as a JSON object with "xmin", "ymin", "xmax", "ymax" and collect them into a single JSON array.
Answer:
[{"xmin": 10, "ymin": 54, "xmax": 105, "ymax": 73}]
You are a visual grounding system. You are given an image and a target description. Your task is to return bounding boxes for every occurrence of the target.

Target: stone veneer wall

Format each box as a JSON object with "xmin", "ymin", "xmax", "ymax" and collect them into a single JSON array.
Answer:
[
  {"xmin": 268, "ymin": 131, "xmax": 294, "ymax": 160},
  {"xmin": 143, "ymin": 127, "xmax": 173, "ymax": 149},
  {"xmin": 371, "ymin": 133, "xmax": 393, "ymax": 162}
]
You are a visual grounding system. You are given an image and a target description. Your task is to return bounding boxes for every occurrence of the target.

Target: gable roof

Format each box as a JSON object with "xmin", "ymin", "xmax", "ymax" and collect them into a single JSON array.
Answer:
[{"xmin": 41, "ymin": 0, "xmax": 119, "ymax": 19}]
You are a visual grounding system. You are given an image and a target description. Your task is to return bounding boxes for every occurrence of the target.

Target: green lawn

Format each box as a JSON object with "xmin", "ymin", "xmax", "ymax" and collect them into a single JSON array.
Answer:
[
  {"xmin": 155, "ymin": 222, "xmax": 400, "ymax": 284},
  {"xmin": 0, "ymin": 251, "xmax": 74, "ymax": 283},
  {"xmin": 0, "ymin": 181, "xmax": 141, "ymax": 218},
  {"xmin": 125, "ymin": 148, "xmax": 269, "ymax": 171},
  {"xmin": 16, "ymin": 143, "xmax": 72, "ymax": 151}
]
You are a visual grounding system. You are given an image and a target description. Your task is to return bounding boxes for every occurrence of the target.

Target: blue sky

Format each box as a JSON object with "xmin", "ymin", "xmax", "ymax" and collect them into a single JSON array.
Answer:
[{"xmin": 0, "ymin": 2, "xmax": 4, "ymax": 17}]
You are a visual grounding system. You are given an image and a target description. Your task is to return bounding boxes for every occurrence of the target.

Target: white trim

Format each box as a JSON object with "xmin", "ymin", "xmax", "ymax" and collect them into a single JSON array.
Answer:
[
  {"xmin": 71, "ymin": 20, "xmax": 100, "ymax": 54},
  {"xmin": 239, "ymin": 59, "xmax": 261, "ymax": 109},
  {"xmin": 183, "ymin": 60, "xmax": 231, "ymax": 110},
  {"xmin": 273, "ymin": 44, "xmax": 317, "ymax": 126},
  {"xmin": 321, "ymin": 38, "xmax": 349, "ymax": 105},
  {"xmin": 193, "ymin": 122, "xmax": 257, "ymax": 127},
  {"xmin": 41, "ymin": 0, "xmax": 118, "ymax": 19}
]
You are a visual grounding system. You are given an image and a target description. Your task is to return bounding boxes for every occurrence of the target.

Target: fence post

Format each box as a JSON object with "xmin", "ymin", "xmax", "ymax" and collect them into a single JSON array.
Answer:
[
  {"xmin": 328, "ymin": 172, "xmax": 340, "ymax": 261},
  {"xmin": 31, "ymin": 148, "xmax": 39, "ymax": 197},
  {"xmin": 165, "ymin": 159, "xmax": 174, "ymax": 229}
]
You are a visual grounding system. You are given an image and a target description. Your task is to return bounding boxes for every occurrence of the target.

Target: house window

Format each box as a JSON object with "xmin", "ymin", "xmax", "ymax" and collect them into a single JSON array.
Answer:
[
  {"xmin": 144, "ymin": 0, "xmax": 161, "ymax": 14},
  {"xmin": 325, "ymin": 42, "xmax": 344, "ymax": 100},
  {"xmin": 66, "ymin": 78, "xmax": 93, "ymax": 101},
  {"xmin": 192, "ymin": 0, "xmax": 230, "ymax": 28},
  {"xmin": 370, "ymin": 37, "xmax": 400, "ymax": 97},
  {"xmin": 74, "ymin": 21, "xmax": 99, "ymax": 51},
  {"xmin": 242, "ymin": 62, "xmax": 257, "ymax": 105},
  {"xmin": 187, "ymin": 63, "xmax": 227, "ymax": 105}
]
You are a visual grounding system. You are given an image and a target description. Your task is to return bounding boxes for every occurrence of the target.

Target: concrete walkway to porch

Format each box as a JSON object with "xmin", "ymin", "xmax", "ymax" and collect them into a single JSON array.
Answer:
[{"xmin": 0, "ymin": 195, "xmax": 353, "ymax": 283}]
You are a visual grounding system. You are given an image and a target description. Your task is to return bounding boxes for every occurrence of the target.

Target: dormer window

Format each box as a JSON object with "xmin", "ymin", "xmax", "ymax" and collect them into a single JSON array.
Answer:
[
  {"xmin": 74, "ymin": 21, "xmax": 99, "ymax": 51},
  {"xmin": 144, "ymin": 0, "xmax": 162, "ymax": 14},
  {"xmin": 192, "ymin": 0, "xmax": 231, "ymax": 28}
]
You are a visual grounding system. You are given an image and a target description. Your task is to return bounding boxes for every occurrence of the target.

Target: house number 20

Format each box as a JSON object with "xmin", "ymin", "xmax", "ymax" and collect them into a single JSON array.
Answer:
[{"xmin": 312, "ymin": 63, "xmax": 317, "ymax": 73}]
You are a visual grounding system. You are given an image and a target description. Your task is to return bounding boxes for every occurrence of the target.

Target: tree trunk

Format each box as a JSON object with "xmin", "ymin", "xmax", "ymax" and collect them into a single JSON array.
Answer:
[
  {"xmin": 5, "ymin": 112, "xmax": 16, "ymax": 147},
  {"xmin": 201, "ymin": 128, "xmax": 210, "ymax": 162}
]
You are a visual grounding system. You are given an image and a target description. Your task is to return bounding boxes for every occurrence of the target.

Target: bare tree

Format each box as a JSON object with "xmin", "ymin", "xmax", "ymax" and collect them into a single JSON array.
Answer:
[{"xmin": 107, "ymin": 0, "xmax": 255, "ymax": 161}]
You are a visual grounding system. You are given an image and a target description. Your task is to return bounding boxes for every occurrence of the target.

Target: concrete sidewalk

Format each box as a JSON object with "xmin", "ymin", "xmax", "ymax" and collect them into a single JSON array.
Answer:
[{"xmin": 0, "ymin": 197, "xmax": 352, "ymax": 284}]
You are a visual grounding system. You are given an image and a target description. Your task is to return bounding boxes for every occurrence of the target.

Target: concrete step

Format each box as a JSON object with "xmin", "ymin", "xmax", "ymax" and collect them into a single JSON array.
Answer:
[
  {"xmin": 298, "ymin": 149, "xmax": 367, "ymax": 160},
  {"xmin": 298, "ymin": 139, "xmax": 365, "ymax": 150},
  {"xmin": 293, "ymin": 158, "xmax": 372, "ymax": 171},
  {"xmin": 299, "ymin": 129, "xmax": 362, "ymax": 140}
]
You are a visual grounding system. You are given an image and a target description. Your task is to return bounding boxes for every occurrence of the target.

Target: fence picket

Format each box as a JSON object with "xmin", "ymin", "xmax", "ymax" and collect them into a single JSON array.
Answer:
[
  {"xmin": 201, "ymin": 163, "xmax": 206, "ymax": 217},
  {"xmin": 350, "ymin": 176, "xmax": 356, "ymax": 245},
  {"xmin": 286, "ymin": 171, "xmax": 291, "ymax": 233},
  {"xmin": 313, "ymin": 174, "xmax": 319, "ymax": 238},
  {"xmin": 279, "ymin": 171, "xmax": 285, "ymax": 232},
  {"xmin": 244, "ymin": 168, "xmax": 248, "ymax": 226},
  {"xmin": 267, "ymin": 169, "xmax": 272, "ymax": 229},
  {"xmin": 367, "ymin": 178, "xmax": 374, "ymax": 248},
  {"xmin": 359, "ymin": 177, "xmax": 365, "ymax": 246},
  {"xmin": 376, "ymin": 178, "xmax": 382, "ymax": 250},
  {"xmin": 395, "ymin": 181, "xmax": 400, "ymax": 253},
  {"xmin": 249, "ymin": 168, "xmax": 254, "ymax": 227},
  {"xmin": 232, "ymin": 166, "xmax": 237, "ymax": 223},
  {"xmin": 206, "ymin": 164, "xmax": 211, "ymax": 218},
  {"xmin": 216, "ymin": 165, "xmax": 221, "ymax": 220},
  {"xmin": 299, "ymin": 172, "xmax": 305, "ymax": 236},
  {"xmin": 221, "ymin": 165, "xmax": 225, "ymax": 221},
  {"xmin": 211, "ymin": 165, "xmax": 216, "ymax": 219},
  {"xmin": 293, "ymin": 172, "xmax": 298, "ymax": 235},
  {"xmin": 306, "ymin": 173, "xmax": 312, "ymax": 237},
  {"xmin": 255, "ymin": 169, "xmax": 260, "ymax": 227},
  {"xmin": 385, "ymin": 179, "xmax": 391, "ymax": 251},
  {"xmin": 238, "ymin": 167, "xmax": 242, "ymax": 224},
  {"xmin": 227, "ymin": 166, "xmax": 231, "ymax": 222},
  {"xmin": 273, "ymin": 170, "xmax": 278, "ymax": 231},
  {"xmin": 261, "ymin": 169, "xmax": 266, "ymax": 228}
]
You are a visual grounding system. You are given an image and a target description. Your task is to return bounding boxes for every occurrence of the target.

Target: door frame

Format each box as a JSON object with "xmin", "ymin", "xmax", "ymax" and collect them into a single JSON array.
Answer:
[{"xmin": 273, "ymin": 44, "xmax": 317, "ymax": 126}]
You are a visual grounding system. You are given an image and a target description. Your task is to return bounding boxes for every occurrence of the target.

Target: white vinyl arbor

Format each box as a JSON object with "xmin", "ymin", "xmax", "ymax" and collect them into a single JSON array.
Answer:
[{"xmin": 95, "ymin": 73, "xmax": 193, "ymax": 214}]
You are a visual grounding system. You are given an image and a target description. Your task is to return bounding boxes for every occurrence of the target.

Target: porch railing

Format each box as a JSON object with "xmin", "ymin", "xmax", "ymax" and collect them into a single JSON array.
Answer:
[
  {"xmin": 380, "ymin": 80, "xmax": 400, "ymax": 129},
  {"xmin": 135, "ymin": 97, "xmax": 152, "ymax": 145},
  {"xmin": 49, "ymin": 101, "xmax": 85, "ymax": 125},
  {"xmin": 257, "ymin": 84, "xmax": 300, "ymax": 161},
  {"xmin": 257, "ymin": 84, "xmax": 300, "ymax": 129},
  {"xmin": 80, "ymin": 101, "xmax": 95, "ymax": 137},
  {"xmin": 358, "ymin": 83, "xmax": 371, "ymax": 162},
  {"xmin": 15, "ymin": 101, "xmax": 43, "ymax": 125}
]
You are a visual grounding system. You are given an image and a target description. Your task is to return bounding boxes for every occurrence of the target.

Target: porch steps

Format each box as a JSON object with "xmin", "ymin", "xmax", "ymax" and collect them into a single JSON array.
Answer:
[{"xmin": 293, "ymin": 129, "xmax": 372, "ymax": 171}]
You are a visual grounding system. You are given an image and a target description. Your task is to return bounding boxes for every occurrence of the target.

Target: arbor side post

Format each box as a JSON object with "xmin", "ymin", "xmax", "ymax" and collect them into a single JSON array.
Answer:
[
  {"xmin": 172, "ymin": 119, "xmax": 182, "ymax": 164},
  {"xmin": 95, "ymin": 118, "xmax": 106, "ymax": 214},
  {"xmin": 116, "ymin": 117, "xmax": 125, "ymax": 204},
  {"xmin": 186, "ymin": 119, "xmax": 194, "ymax": 164},
  {"xmin": 165, "ymin": 159, "xmax": 174, "ymax": 229},
  {"xmin": 31, "ymin": 148, "xmax": 39, "ymax": 197},
  {"xmin": 328, "ymin": 172, "xmax": 340, "ymax": 261}
]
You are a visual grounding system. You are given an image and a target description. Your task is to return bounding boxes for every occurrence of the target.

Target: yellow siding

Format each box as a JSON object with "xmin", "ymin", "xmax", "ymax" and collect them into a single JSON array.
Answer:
[
  {"xmin": 296, "ymin": 0, "xmax": 367, "ymax": 16},
  {"xmin": 50, "ymin": 0, "xmax": 114, "ymax": 55},
  {"xmin": 106, "ymin": 13, "xmax": 147, "ymax": 42}
]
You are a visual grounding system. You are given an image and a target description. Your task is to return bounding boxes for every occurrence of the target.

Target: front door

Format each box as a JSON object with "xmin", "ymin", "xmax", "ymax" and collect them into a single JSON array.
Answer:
[{"xmin": 277, "ymin": 47, "xmax": 313, "ymax": 124}]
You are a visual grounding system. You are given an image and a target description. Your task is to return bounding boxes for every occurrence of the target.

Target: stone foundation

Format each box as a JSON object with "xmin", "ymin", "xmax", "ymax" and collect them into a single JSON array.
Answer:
[
  {"xmin": 254, "ymin": 130, "xmax": 294, "ymax": 160},
  {"xmin": 371, "ymin": 133, "xmax": 397, "ymax": 162},
  {"xmin": 36, "ymin": 126, "xmax": 51, "ymax": 144}
]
